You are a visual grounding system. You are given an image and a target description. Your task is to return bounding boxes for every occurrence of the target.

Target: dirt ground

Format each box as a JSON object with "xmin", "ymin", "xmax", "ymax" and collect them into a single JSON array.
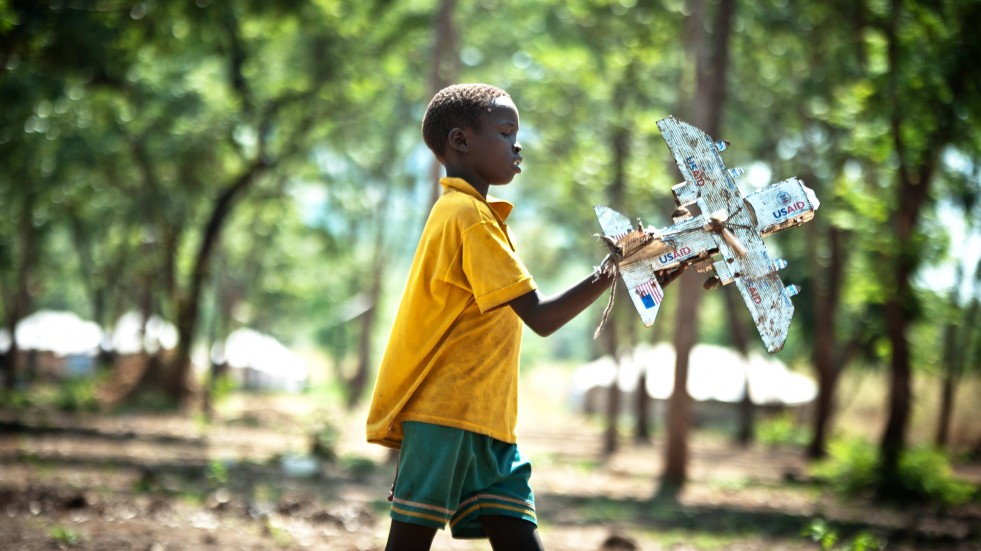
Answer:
[{"xmin": 1, "ymin": 371, "xmax": 979, "ymax": 551}]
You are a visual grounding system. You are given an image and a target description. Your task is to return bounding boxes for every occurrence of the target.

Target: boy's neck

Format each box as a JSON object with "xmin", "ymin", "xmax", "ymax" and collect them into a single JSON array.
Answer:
[{"xmin": 444, "ymin": 168, "xmax": 489, "ymax": 198}]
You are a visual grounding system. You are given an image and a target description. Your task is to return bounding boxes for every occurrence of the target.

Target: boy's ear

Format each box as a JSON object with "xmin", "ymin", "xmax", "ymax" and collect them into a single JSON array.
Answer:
[{"xmin": 447, "ymin": 127, "xmax": 469, "ymax": 153}]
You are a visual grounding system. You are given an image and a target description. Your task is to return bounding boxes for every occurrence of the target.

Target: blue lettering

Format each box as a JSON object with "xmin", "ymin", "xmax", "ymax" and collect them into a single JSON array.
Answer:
[
  {"xmin": 684, "ymin": 157, "xmax": 706, "ymax": 186},
  {"xmin": 659, "ymin": 246, "xmax": 693, "ymax": 264},
  {"xmin": 772, "ymin": 201, "xmax": 806, "ymax": 220}
]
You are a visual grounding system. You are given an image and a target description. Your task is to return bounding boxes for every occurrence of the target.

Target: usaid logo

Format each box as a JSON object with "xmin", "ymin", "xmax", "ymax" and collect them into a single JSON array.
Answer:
[
  {"xmin": 684, "ymin": 156, "xmax": 706, "ymax": 186},
  {"xmin": 772, "ymin": 191, "xmax": 806, "ymax": 220},
  {"xmin": 658, "ymin": 246, "xmax": 693, "ymax": 264}
]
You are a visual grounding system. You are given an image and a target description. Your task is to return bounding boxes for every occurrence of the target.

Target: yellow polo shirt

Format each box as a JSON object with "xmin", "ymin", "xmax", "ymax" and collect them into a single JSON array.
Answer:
[{"xmin": 366, "ymin": 177, "xmax": 537, "ymax": 449}]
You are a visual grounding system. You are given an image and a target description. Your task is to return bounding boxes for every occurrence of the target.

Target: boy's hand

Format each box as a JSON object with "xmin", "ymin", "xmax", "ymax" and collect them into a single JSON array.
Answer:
[{"xmin": 656, "ymin": 265, "xmax": 686, "ymax": 288}]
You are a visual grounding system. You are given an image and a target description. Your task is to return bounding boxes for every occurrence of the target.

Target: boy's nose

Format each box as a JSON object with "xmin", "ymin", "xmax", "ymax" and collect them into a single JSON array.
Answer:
[{"xmin": 513, "ymin": 142, "xmax": 522, "ymax": 153}]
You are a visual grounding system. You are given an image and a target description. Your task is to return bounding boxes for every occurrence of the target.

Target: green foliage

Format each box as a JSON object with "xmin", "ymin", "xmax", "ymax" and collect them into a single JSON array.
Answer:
[
  {"xmin": 341, "ymin": 455, "xmax": 377, "ymax": 481},
  {"xmin": 757, "ymin": 412, "xmax": 811, "ymax": 448},
  {"xmin": 206, "ymin": 373, "xmax": 237, "ymax": 406},
  {"xmin": 804, "ymin": 518, "xmax": 885, "ymax": 551},
  {"xmin": 2, "ymin": 380, "xmax": 98, "ymax": 412},
  {"xmin": 813, "ymin": 438, "xmax": 977, "ymax": 505},
  {"xmin": 896, "ymin": 446, "xmax": 977, "ymax": 505},
  {"xmin": 0, "ymin": 389, "xmax": 33, "ymax": 409},
  {"xmin": 53, "ymin": 378, "xmax": 99, "ymax": 413},
  {"xmin": 114, "ymin": 390, "xmax": 181, "ymax": 414},
  {"xmin": 813, "ymin": 439, "xmax": 879, "ymax": 498},
  {"xmin": 48, "ymin": 526, "xmax": 82, "ymax": 547},
  {"xmin": 205, "ymin": 459, "xmax": 230, "ymax": 487},
  {"xmin": 308, "ymin": 417, "xmax": 340, "ymax": 463}
]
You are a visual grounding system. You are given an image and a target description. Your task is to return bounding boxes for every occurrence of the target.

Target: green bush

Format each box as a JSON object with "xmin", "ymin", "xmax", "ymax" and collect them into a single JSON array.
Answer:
[
  {"xmin": 804, "ymin": 519, "xmax": 885, "ymax": 551},
  {"xmin": 342, "ymin": 455, "xmax": 377, "ymax": 481},
  {"xmin": 812, "ymin": 439, "xmax": 879, "ymax": 497},
  {"xmin": 49, "ymin": 526, "xmax": 82, "ymax": 546},
  {"xmin": 206, "ymin": 459, "xmax": 230, "ymax": 486},
  {"xmin": 757, "ymin": 411, "xmax": 810, "ymax": 447},
  {"xmin": 0, "ymin": 389, "xmax": 33, "ymax": 408},
  {"xmin": 309, "ymin": 418, "xmax": 340, "ymax": 463},
  {"xmin": 54, "ymin": 378, "xmax": 99, "ymax": 413},
  {"xmin": 896, "ymin": 446, "xmax": 975, "ymax": 505},
  {"xmin": 813, "ymin": 438, "xmax": 976, "ymax": 505}
]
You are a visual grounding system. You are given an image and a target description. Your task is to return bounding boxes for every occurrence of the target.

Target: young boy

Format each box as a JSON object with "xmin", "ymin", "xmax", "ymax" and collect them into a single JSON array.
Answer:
[{"xmin": 366, "ymin": 83, "xmax": 679, "ymax": 550}]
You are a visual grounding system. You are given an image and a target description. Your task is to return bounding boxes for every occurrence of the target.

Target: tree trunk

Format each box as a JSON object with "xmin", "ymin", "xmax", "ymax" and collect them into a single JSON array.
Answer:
[
  {"xmin": 878, "ymin": 156, "xmax": 929, "ymax": 495},
  {"xmin": 935, "ymin": 266, "xmax": 962, "ymax": 448},
  {"xmin": 347, "ymin": 238, "xmax": 384, "ymax": 410},
  {"xmin": 663, "ymin": 270, "xmax": 697, "ymax": 490},
  {"xmin": 165, "ymin": 4, "xmax": 275, "ymax": 404},
  {"xmin": 877, "ymin": 140, "xmax": 927, "ymax": 494},
  {"xmin": 935, "ymin": 257, "xmax": 981, "ymax": 447},
  {"xmin": 168, "ymin": 160, "xmax": 267, "ymax": 402},
  {"xmin": 935, "ymin": 327, "xmax": 956, "ymax": 449},
  {"xmin": 722, "ymin": 286, "xmax": 754, "ymax": 446},
  {"xmin": 877, "ymin": 0, "xmax": 942, "ymax": 496},
  {"xmin": 595, "ymin": 76, "xmax": 635, "ymax": 456},
  {"xmin": 2, "ymin": 189, "xmax": 40, "ymax": 392},
  {"xmin": 602, "ymin": 117, "xmax": 632, "ymax": 456},
  {"xmin": 635, "ymin": 368, "xmax": 652, "ymax": 445},
  {"xmin": 202, "ymin": 251, "xmax": 231, "ymax": 420},
  {"xmin": 603, "ymin": 364, "xmax": 622, "ymax": 455},
  {"xmin": 601, "ymin": 312, "xmax": 621, "ymax": 456},
  {"xmin": 880, "ymin": 280, "xmax": 913, "ymax": 493},
  {"xmin": 806, "ymin": 203, "xmax": 847, "ymax": 459},
  {"xmin": 661, "ymin": 0, "xmax": 735, "ymax": 494},
  {"xmin": 426, "ymin": 0, "xmax": 459, "ymax": 207},
  {"xmin": 875, "ymin": 0, "xmax": 976, "ymax": 491}
]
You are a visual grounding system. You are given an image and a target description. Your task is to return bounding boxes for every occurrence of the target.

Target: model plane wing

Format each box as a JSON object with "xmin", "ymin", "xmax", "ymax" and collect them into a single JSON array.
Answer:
[
  {"xmin": 658, "ymin": 117, "xmax": 814, "ymax": 353},
  {"xmin": 594, "ymin": 205, "xmax": 665, "ymax": 327},
  {"xmin": 734, "ymin": 272, "xmax": 797, "ymax": 353}
]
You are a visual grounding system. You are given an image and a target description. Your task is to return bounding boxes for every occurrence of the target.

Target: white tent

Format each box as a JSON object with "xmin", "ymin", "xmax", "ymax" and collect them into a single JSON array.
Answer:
[
  {"xmin": 109, "ymin": 311, "xmax": 179, "ymax": 355},
  {"xmin": 0, "ymin": 310, "xmax": 103, "ymax": 378},
  {"xmin": 571, "ymin": 342, "xmax": 817, "ymax": 410},
  {"xmin": 0, "ymin": 310, "xmax": 103, "ymax": 357},
  {"xmin": 213, "ymin": 328, "xmax": 308, "ymax": 393}
]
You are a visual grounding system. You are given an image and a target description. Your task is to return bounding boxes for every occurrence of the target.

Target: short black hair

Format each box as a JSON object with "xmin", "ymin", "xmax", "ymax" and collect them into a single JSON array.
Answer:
[{"xmin": 421, "ymin": 83, "xmax": 510, "ymax": 161}]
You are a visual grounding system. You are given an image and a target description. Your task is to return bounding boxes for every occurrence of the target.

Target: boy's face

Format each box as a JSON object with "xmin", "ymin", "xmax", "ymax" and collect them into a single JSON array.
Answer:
[{"xmin": 464, "ymin": 96, "xmax": 523, "ymax": 188}]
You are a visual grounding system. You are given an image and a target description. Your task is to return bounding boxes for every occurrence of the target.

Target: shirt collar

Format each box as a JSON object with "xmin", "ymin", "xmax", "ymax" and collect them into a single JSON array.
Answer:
[{"xmin": 440, "ymin": 177, "xmax": 514, "ymax": 221}]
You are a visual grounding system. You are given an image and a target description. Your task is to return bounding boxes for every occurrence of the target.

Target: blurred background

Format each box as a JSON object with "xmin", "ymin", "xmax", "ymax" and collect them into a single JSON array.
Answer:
[{"xmin": 0, "ymin": 0, "xmax": 979, "ymax": 549}]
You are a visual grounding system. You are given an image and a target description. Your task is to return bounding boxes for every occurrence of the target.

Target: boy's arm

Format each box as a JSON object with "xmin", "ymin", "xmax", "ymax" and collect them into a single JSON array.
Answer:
[{"xmin": 509, "ymin": 259, "xmax": 684, "ymax": 337}]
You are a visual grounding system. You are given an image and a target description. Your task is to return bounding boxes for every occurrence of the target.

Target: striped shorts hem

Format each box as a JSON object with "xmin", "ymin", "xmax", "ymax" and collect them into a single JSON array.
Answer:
[
  {"xmin": 388, "ymin": 421, "xmax": 537, "ymax": 539},
  {"xmin": 449, "ymin": 493, "xmax": 537, "ymax": 539},
  {"xmin": 391, "ymin": 492, "xmax": 537, "ymax": 539}
]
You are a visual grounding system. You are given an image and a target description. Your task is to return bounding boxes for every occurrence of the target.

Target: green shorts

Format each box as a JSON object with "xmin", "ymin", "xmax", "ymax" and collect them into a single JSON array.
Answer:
[{"xmin": 389, "ymin": 421, "xmax": 537, "ymax": 539}]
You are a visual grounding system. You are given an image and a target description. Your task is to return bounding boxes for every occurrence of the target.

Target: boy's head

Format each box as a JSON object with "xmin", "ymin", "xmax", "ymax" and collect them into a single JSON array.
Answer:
[{"xmin": 422, "ymin": 83, "xmax": 511, "ymax": 163}]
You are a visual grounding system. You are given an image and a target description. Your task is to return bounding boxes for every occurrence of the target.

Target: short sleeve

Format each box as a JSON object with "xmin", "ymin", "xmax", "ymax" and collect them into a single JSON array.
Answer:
[{"xmin": 459, "ymin": 221, "xmax": 536, "ymax": 313}]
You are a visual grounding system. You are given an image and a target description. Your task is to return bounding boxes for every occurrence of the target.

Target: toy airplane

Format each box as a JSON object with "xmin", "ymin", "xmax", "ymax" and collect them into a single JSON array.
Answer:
[{"xmin": 595, "ymin": 116, "xmax": 820, "ymax": 353}]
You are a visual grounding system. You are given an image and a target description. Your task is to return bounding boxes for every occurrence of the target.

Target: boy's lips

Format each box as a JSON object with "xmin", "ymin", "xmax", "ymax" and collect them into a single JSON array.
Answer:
[{"xmin": 513, "ymin": 156, "xmax": 523, "ymax": 172}]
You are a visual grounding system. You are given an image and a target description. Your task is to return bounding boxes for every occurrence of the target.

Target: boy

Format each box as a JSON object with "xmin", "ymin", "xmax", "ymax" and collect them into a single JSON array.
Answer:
[{"xmin": 366, "ymin": 83, "xmax": 680, "ymax": 550}]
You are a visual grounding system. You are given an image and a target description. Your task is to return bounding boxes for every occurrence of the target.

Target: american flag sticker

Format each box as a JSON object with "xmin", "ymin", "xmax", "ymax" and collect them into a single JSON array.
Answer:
[{"xmin": 636, "ymin": 279, "xmax": 663, "ymax": 309}]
